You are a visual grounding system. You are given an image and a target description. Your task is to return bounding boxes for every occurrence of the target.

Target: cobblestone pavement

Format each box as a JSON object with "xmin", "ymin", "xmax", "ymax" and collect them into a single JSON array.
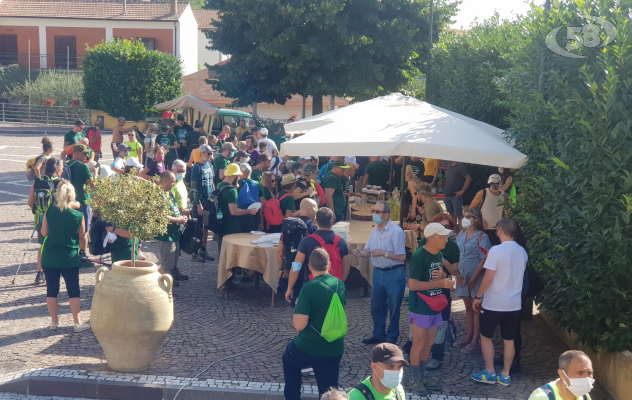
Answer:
[{"xmin": 0, "ymin": 131, "xmax": 614, "ymax": 400}]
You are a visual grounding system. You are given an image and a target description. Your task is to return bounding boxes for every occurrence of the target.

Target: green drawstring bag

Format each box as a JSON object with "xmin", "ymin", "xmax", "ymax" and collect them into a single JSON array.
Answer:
[{"xmin": 311, "ymin": 279, "xmax": 348, "ymax": 342}]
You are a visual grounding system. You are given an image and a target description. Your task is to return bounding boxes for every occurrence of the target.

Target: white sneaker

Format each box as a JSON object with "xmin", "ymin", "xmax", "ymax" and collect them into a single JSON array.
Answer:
[
  {"xmin": 49, "ymin": 322, "xmax": 59, "ymax": 330},
  {"xmin": 301, "ymin": 367, "xmax": 313, "ymax": 377},
  {"xmin": 74, "ymin": 322, "xmax": 91, "ymax": 333}
]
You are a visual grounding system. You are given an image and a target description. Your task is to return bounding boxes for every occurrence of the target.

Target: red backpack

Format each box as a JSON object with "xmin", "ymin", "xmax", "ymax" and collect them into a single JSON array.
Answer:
[
  {"xmin": 307, "ymin": 234, "xmax": 343, "ymax": 280},
  {"xmin": 264, "ymin": 193, "xmax": 291, "ymax": 226},
  {"xmin": 310, "ymin": 179, "xmax": 326, "ymax": 206}
]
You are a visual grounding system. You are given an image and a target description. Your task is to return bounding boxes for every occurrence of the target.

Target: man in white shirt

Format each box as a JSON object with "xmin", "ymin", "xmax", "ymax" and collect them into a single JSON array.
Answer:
[
  {"xmin": 256, "ymin": 128, "xmax": 278, "ymax": 157},
  {"xmin": 472, "ymin": 218, "xmax": 527, "ymax": 387}
]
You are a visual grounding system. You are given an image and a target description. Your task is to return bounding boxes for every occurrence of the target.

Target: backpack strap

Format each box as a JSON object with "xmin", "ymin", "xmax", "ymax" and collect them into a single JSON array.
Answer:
[
  {"xmin": 478, "ymin": 189, "xmax": 487, "ymax": 209},
  {"xmin": 353, "ymin": 381, "xmax": 375, "ymax": 400},
  {"xmin": 277, "ymin": 193, "xmax": 291, "ymax": 201},
  {"xmin": 478, "ymin": 232, "xmax": 484, "ymax": 244},
  {"xmin": 539, "ymin": 383, "xmax": 556, "ymax": 400},
  {"xmin": 333, "ymin": 235, "xmax": 341, "ymax": 246},
  {"xmin": 307, "ymin": 233, "xmax": 326, "ymax": 247}
]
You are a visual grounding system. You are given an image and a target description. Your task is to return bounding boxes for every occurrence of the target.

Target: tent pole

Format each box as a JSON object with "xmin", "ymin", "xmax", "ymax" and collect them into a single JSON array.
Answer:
[
  {"xmin": 399, "ymin": 157, "xmax": 406, "ymax": 226},
  {"xmin": 389, "ymin": 157, "xmax": 394, "ymax": 191}
]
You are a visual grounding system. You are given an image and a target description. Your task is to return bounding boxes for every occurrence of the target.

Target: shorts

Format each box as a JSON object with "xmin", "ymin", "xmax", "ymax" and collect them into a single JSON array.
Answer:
[
  {"xmin": 37, "ymin": 222, "xmax": 45, "ymax": 245},
  {"xmin": 78, "ymin": 205, "xmax": 92, "ymax": 233},
  {"xmin": 158, "ymin": 241, "xmax": 179, "ymax": 272},
  {"xmin": 421, "ymin": 175, "xmax": 434, "ymax": 183},
  {"xmin": 443, "ymin": 195, "xmax": 464, "ymax": 217},
  {"xmin": 408, "ymin": 311, "xmax": 443, "ymax": 329},
  {"xmin": 479, "ymin": 308, "xmax": 521, "ymax": 340}
]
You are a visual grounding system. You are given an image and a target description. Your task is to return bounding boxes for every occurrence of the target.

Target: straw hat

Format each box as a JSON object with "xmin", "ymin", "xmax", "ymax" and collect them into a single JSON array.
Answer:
[{"xmin": 281, "ymin": 173, "xmax": 297, "ymax": 186}]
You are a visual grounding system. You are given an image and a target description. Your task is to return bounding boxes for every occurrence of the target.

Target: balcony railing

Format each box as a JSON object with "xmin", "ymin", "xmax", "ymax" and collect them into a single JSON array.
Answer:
[{"xmin": 0, "ymin": 53, "xmax": 86, "ymax": 71}]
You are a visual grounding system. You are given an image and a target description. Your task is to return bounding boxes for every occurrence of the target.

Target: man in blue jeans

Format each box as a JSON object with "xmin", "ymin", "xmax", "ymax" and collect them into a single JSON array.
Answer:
[
  {"xmin": 351, "ymin": 201, "xmax": 407, "ymax": 345},
  {"xmin": 282, "ymin": 248, "xmax": 346, "ymax": 400},
  {"xmin": 443, "ymin": 161, "xmax": 471, "ymax": 229}
]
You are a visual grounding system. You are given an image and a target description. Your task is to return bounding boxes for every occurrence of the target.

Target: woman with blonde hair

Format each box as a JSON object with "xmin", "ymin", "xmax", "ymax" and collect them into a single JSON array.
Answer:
[
  {"xmin": 260, "ymin": 171, "xmax": 278, "ymax": 200},
  {"xmin": 40, "ymin": 180, "xmax": 90, "ymax": 333}
]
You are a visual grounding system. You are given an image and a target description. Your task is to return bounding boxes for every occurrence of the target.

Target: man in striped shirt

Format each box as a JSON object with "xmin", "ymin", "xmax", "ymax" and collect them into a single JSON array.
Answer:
[{"xmin": 350, "ymin": 201, "xmax": 407, "ymax": 345}]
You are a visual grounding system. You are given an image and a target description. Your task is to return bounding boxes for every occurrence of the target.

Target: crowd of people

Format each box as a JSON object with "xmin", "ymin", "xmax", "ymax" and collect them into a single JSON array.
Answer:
[{"xmin": 24, "ymin": 114, "xmax": 597, "ymax": 400}]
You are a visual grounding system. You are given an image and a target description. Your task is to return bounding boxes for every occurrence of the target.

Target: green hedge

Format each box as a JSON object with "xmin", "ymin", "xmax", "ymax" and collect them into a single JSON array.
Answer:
[{"xmin": 83, "ymin": 39, "xmax": 182, "ymax": 121}]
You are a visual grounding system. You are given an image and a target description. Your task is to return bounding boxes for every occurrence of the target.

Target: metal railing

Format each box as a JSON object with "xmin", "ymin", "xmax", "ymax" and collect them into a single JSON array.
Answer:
[
  {"xmin": 0, "ymin": 103, "xmax": 92, "ymax": 125},
  {"xmin": 0, "ymin": 53, "xmax": 86, "ymax": 71}
]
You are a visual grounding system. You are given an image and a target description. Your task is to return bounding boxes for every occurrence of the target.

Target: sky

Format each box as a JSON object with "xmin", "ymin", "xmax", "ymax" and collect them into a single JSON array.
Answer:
[{"xmin": 449, "ymin": 0, "xmax": 536, "ymax": 29}]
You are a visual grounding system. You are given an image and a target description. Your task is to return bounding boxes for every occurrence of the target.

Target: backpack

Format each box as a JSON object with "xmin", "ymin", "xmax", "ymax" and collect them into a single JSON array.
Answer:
[
  {"xmin": 238, "ymin": 179, "xmax": 260, "ymax": 209},
  {"xmin": 309, "ymin": 279, "xmax": 347, "ymax": 342},
  {"xmin": 310, "ymin": 179, "xmax": 326, "ymax": 206},
  {"xmin": 264, "ymin": 193, "xmax": 291, "ymax": 226},
  {"xmin": 179, "ymin": 217, "xmax": 203, "ymax": 255},
  {"xmin": 281, "ymin": 217, "xmax": 308, "ymax": 269},
  {"xmin": 306, "ymin": 234, "xmax": 343, "ymax": 280},
  {"xmin": 89, "ymin": 218, "xmax": 115, "ymax": 256},
  {"xmin": 522, "ymin": 265, "xmax": 544, "ymax": 300},
  {"xmin": 32, "ymin": 176, "xmax": 59, "ymax": 228},
  {"xmin": 61, "ymin": 160, "xmax": 79, "ymax": 181},
  {"xmin": 353, "ymin": 379, "xmax": 402, "ymax": 400},
  {"xmin": 203, "ymin": 184, "xmax": 234, "ymax": 233},
  {"xmin": 525, "ymin": 383, "xmax": 587, "ymax": 400},
  {"xmin": 26, "ymin": 155, "xmax": 47, "ymax": 181}
]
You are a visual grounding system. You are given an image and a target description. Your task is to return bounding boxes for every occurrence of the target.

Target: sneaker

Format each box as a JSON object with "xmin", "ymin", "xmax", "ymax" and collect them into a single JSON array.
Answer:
[
  {"xmin": 426, "ymin": 359, "xmax": 443, "ymax": 371},
  {"xmin": 35, "ymin": 271, "xmax": 46, "ymax": 285},
  {"xmin": 80, "ymin": 257, "xmax": 95, "ymax": 268},
  {"xmin": 74, "ymin": 323, "xmax": 91, "ymax": 333},
  {"xmin": 301, "ymin": 367, "xmax": 313, "ymax": 377},
  {"xmin": 410, "ymin": 379, "xmax": 430, "ymax": 396},
  {"xmin": 49, "ymin": 322, "xmax": 59, "ymax": 330},
  {"xmin": 362, "ymin": 336, "xmax": 385, "ymax": 345},
  {"xmin": 422, "ymin": 378, "xmax": 442, "ymax": 391},
  {"xmin": 191, "ymin": 253, "xmax": 206, "ymax": 263},
  {"xmin": 497, "ymin": 374, "xmax": 511, "ymax": 386},
  {"xmin": 199, "ymin": 249, "xmax": 215, "ymax": 261},
  {"xmin": 171, "ymin": 268, "xmax": 189, "ymax": 280},
  {"xmin": 137, "ymin": 250, "xmax": 146, "ymax": 260},
  {"xmin": 471, "ymin": 369, "xmax": 497, "ymax": 384}
]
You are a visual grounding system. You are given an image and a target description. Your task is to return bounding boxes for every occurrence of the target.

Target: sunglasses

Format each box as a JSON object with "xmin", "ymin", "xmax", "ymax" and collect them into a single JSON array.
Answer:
[{"xmin": 490, "ymin": 183, "xmax": 500, "ymax": 186}]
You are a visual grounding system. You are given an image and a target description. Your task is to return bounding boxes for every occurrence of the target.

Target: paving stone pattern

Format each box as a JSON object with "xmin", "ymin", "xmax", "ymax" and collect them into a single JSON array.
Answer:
[{"xmin": 0, "ymin": 131, "xmax": 614, "ymax": 400}]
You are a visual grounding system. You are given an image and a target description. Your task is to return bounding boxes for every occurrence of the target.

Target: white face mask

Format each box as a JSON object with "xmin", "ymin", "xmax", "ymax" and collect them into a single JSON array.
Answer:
[
  {"xmin": 376, "ymin": 365, "xmax": 403, "ymax": 389},
  {"xmin": 461, "ymin": 217, "xmax": 472, "ymax": 228},
  {"xmin": 562, "ymin": 371, "xmax": 594, "ymax": 397}
]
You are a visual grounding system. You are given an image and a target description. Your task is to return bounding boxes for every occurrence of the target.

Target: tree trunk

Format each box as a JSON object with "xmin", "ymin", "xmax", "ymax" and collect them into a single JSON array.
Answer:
[
  {"xmin": 312, "ymin": 94, "xmax": 323, "ymax": 115},
  {"xmin": 131, "ymin": 237, "xmax": 137, "ymax": 268}
]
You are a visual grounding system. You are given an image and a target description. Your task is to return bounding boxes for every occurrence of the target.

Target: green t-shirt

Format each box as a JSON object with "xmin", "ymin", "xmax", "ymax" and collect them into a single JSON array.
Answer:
[
  {"xmin": 125, "ymin": 141, "xmax": 143, "ymax": 160},
  {"xmin": 251, "ymin": 168, "xmax": 264, "ymax": 182},
  {"xmin": 111, "ymin": 237, "xmax": 138, "ymax": 264},
  {"xmin": 269, "ymin": 133, "xmax": 286, "ymax": 149},
  {"xmin": 155, "ymin": 191, "xmax": 182, "ymax": 242},
  {"xmin": 214, "ymin": 155, "xmax": 230, "ymax": 185},
  {"xmin": 263, "ymin": 187, "xmax": 273, "ymax": 201},
  {"xmin": 419, "ymin": 238, "xmax": 460, "ymax": 266},
  {"xmin": 348, "ymin": 377, "xmax": 405, "ymax": 400},
  {"xmin": 294, "ymin": 274, "xmax": 346, "ymax": 357},
  {"xmin": 155, "ymin": 133, "xmax": 177, "ymax": 159},
  {"xmin": 364, "ymin": 160, "xmax": 391, "ymax": 187},
  {"xmin": 41, "ymin": 205, "xmax": 84, "ymax": 269},
  {"xmin": 171, "ymin": 180, "xmax": 188, "ymax": 209},
  {"xmin": 278, "ymin": 190, "xmax": 296, "ymax": 216},
  {"xmin": 217, "ymin": 181, "xmax": 240, "ymax": 234},
  {"xmin": 64, "ymin": 129, "xmax": 84, "ymax": 145},
  {"xmin": 209, "ymin": 140, "xmax": 224, "ymax": 154},
  {"xmin": 408, "ymin": 247, "xmax": 443, "ymax": 315},
  {"xmin": 174, "ymin": 124, "xmax": 193, "ymax": 145},
  {"xmin": 321, "ymin": 171, "xmax": 346, "ymax": 218},
  {"xmin": 67, "ymin": 160, "xmax": 92, "ymax": 206}
]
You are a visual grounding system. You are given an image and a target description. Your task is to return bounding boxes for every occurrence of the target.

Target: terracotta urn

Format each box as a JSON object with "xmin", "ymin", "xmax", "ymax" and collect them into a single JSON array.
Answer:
[{"xmin": 91, "ymin": 261, "xmax": 174, "ymax": 372}]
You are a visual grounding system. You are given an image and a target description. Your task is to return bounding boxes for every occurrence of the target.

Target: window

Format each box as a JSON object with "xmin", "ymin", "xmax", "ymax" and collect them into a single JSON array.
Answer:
[
  {"xmin": 139, "ymin": 38, "xmax": 156, "ymax": 51},
  {"xmin": 54, "ymin": 36, "xmax": 77, "ymax": 69},
  {"xmin": 0, "ymin": 35, "xmax": 18, "ymax": 66}
]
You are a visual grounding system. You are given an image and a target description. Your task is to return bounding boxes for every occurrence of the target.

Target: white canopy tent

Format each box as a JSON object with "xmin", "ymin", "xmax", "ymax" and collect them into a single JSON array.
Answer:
[
  {"xmin": 154, "ymin": 94, "xmax": 220, "ymax": 132},
  {"xmin": 282, "ymin": 93, "xmax": 527, "ymax": 169}
]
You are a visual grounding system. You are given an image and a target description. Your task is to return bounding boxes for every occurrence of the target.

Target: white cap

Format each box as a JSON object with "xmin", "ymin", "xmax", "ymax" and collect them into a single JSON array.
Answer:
[
  {"xmin": 488, "ymin": 174, "xmax": 502, "ymax": 184},
  {"xmin": 126, "ymin": 157, "xmax": 143, "ymax": 169},
  {"xmin": 300, "ymin": 156, "xmax": 311, "ymax": 160},
  {"xmin": 424, "ymin": 223, "xmax": 452, "ymax": 238},
  {"xmin": 260, "ymin": 128, "xmax": 268, "ymax": 136},
  {"xmin": 344, "ymin": 156, "xmax": 356, "ymax": 164},
  {"xmin": 87, "ymin": 161, "xmax": 98, "ymax": 169}
]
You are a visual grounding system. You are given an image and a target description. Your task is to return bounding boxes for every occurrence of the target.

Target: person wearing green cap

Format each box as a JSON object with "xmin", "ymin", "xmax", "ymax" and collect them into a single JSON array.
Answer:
[{"xmin": 321, "ymin": 159, "xmax": 349, "ymax": 222}]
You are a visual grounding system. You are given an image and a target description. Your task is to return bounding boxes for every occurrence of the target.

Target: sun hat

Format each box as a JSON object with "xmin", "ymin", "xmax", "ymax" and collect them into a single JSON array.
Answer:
[
  {"xmin": 224, "ymin": 163, "xmax": 243, "ymax": 177},
  {"xmin": 222, "ymin": 142, "xmax": 236, "ymax": 151},
  {"xmin": 281, "ymin": 173, "xmax": 297, "ymax": 186},
  {"xmin": 125, "ymin": 157, "xmax": 143, "ymax": 168}
]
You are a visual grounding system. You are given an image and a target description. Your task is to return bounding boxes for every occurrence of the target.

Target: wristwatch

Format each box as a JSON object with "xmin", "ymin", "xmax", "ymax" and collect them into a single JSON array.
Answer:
[
  {"xmin": 385, "ymin": 251, "xmax": 389, "ymax": 258},
  {"xmin": 475, "ymin": 295, "xmax": 482, "ymax": 300}
]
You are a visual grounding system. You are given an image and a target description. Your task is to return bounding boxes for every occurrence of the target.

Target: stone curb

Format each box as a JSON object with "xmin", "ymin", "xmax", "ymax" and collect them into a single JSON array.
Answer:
[{"xmin": 0, "ymin": 376, "xmax": 318, "ymax": 400}]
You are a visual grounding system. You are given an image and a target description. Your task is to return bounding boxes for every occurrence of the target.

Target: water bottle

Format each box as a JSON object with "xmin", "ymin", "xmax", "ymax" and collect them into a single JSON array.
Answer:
[{"xmin": 217, "ymin": 209, "xmax": 223, "ymax": 220}]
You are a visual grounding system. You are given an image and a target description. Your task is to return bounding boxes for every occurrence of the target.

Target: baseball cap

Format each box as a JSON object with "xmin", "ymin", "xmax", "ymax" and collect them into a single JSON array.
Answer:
[
  {"xmin": 300, "ymin": 156, "xmax": 312, "ymax": 161},
  {"xmin": 116, "ymin": 143, "xmax": 131, "ymax": 152},
  {"xmin": 371, "ymin": 343, "xmax": 409, "ymax": 366},
  {"xmin": 199, "ymin": 144, "xmax": 214, "ymax": 154},
  {"xmin": 235, "ymin": 150, "xmax": 248, "ymax": 159},
  {"xmin": 260, "ymin": 128, "xmax": 269, "ymax": 136},
  {"xmin": 222, "ymin": 142, "xmax": 236, "ymax": 151},
  {"xmin": 333, "ymin": 159, "xmax": 350, "ymax": 169},
  {"xmin": 251, "ymin": 126, "xmax": 260, "ymax": 132},
  {"xmin": 194, "ymin": 120, "xmax": 204, "ymax": 128},
  {"xmin": 160, "ymin": 125, "xmax": 169, "ymax": 132},
  {"xmin": 240, "ymin": 163, "xmax": 252, "ymax": 174},
  {"xmin": 126, "ymin": 157, "xmax": 143, "ymax": 169},
  {"xmin": 488, "ymin": 174, "xmax": 502, "ymax": 184},
  {"xmin": 87, "ymin": 161, "xmax": 98, "ymax": 169},
  {"xmin": 224, "ymin": 163, "xmax": 243, "ymax": 177},
  {"xmin": 177, "ymin": 115, "xmax": 185, "ymax": 121},
  {"xmin": 424, "ymin": 223, "xmax": 453, "ymax": 238},
  {"xmin": 73, "ymin": 143, "xmax": 91, "ymax": 153},
  {"xmin": 281, "ymin": 173, "xmax": 297, "ymax": 185},
  {"xmin": 303, "ymin": 163, "xmax": 319, "ymax": 175}
]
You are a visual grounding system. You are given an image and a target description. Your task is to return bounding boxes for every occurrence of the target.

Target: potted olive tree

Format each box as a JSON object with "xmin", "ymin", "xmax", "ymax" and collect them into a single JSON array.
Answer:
[{"xmin": 88, "ymin": 170, "xmax": 177, "ymax": 372}]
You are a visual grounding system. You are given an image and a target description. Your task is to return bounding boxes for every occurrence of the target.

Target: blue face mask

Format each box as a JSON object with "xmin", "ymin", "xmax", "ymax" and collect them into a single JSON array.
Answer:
[
  {"xmin": 372, "ymin": 213, "xmax": 383, "ymax": 224},
  {"xmin": 176, "ymin": 173, "xmax": 185, "ymax": 181},
  {"xmin": 230, "ymin": 151, "xmax": 236, "ymax": 158},
  {"xmin": 124, "ymin": 151, "xmax": 129, "ymax": 158}
]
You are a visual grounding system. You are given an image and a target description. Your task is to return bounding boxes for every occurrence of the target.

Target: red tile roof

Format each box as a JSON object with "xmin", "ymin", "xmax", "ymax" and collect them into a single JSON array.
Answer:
[
  {"xmin": 182, "ymin": 68, "xmax": 350, "ymax": 107},
  {"xmin": 192, "ymin": 9, "xmax": 218, "ymax": 30},
  {"xmin": 0, "ymin": 0, "xmax": 190, "ymax": 21}
]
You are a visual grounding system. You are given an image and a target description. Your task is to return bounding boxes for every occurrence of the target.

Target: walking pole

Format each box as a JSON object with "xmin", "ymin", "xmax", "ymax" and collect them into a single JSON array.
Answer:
[{"xmin": 12, "ymin": 230, "xmax": 36, "ymax": 284}]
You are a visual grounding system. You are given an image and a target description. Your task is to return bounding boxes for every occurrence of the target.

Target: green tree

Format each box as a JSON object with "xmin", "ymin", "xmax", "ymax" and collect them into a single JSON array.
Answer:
[
  {"xmin": 205, "ymin": 0, "xmax": 459, "ymax": 113},
  {"xmin": 83, "ymin": 39, "xmax": 182, "ymax": 121}
]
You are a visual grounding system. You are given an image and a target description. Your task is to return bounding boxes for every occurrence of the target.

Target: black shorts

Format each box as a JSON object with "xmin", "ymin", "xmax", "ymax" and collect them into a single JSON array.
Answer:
[
  {"xmin": 479, "ymin": 308, "xmax": 521, "ymax": 340},
  {"xmin": 37, "ymin": 223, "xmax": 45, "ymax": 245}
]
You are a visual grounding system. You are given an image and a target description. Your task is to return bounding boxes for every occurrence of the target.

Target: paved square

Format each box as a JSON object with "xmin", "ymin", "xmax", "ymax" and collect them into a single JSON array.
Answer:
[{"xmin": 0, "ymin": 128, "xmax": 613, "ymax": 400}]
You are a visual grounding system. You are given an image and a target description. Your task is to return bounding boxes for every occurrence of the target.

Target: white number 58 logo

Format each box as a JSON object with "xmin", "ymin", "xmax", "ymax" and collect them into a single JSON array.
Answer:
[{"xmin": 545, "ymin": 16, "xmax": 617, "ymax": 59}]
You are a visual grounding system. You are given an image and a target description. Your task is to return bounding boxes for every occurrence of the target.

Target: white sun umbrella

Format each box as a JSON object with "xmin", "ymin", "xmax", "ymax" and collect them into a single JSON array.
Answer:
[{"xmin": 282, "ymin": 93, "xmax": 526, "ymax": 169}]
